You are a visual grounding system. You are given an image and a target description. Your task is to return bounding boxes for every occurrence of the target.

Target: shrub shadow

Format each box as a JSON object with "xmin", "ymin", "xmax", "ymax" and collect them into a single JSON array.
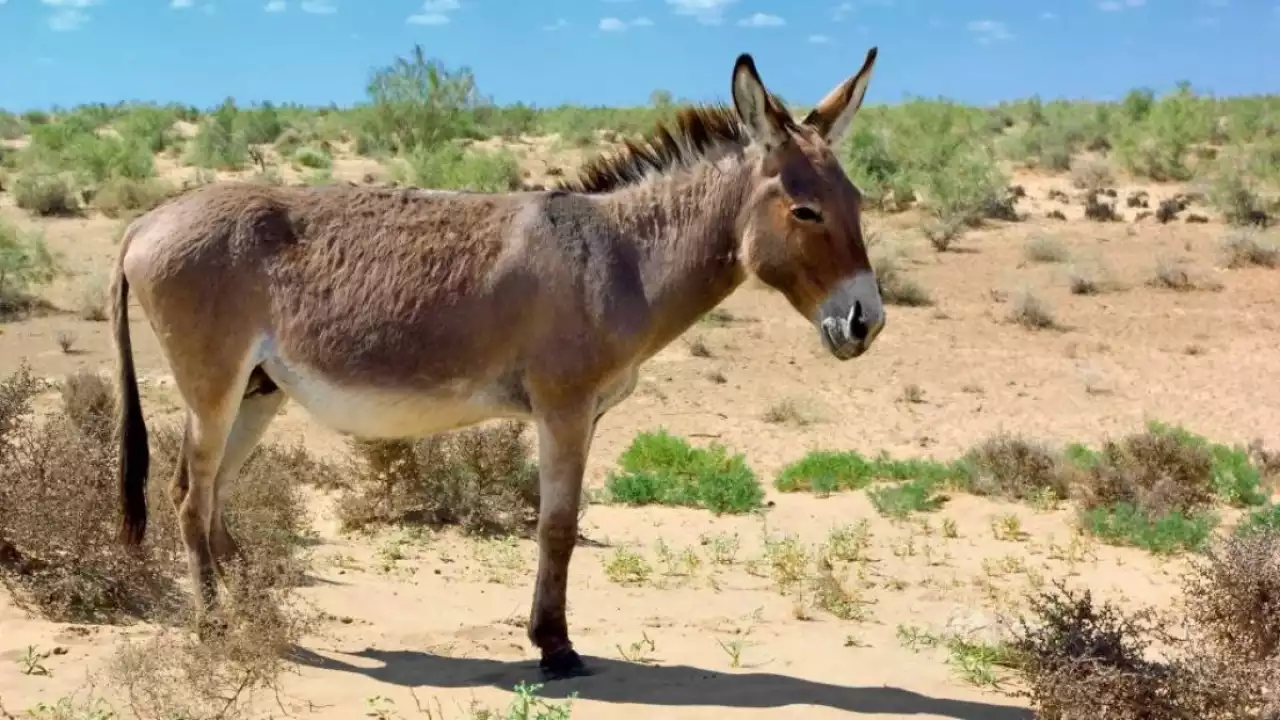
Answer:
[{"xmin": 289, "ymin": 646, "xmax": 1032, "ymax": 718}]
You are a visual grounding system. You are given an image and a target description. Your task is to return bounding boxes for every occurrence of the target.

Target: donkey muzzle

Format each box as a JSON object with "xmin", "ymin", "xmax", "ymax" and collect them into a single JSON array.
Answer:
[{"xmin": 817, "ymin": 271, "xmax": 885, "ymax": 360}]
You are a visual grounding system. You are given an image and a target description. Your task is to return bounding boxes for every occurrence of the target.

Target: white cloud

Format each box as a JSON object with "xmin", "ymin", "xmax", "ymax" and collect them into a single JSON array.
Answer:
[
  {"xmin": 808, "ymin": 33, "xmax": 830, "ymax": 43},
  {"xmin": 171, "ymin": 0, "xmax": 194, "ymax": 7},
  {"xmin": 666, "ymin": 0, "xmax": 737, "ymax": 25},
  {"xmin": 967, "ymin": 19, "xmax": 1013, "ymax": 43},
  {"xmin": 47, "ymin": 8, "xmax": 88, "ymax": 30},
  {"xmin": 599, "ymin": 15, "xmax": 651, "ymax": 30},
  {"xmin": 264, "ymin": 0, "xmax": 285, "ymax": 10},
  {"xmin": 1099, "ymin": 0, "xmax": 1144, "ymax": 9},
  {"xmin": 542, "ymin": 17, "xmax": 569, "ymax": 30},
  {"xmin": 408, "ymin": 0, "xmax": 458, "ymax": 26},
  {"xmin": 299, "ymin": 0, "xmax": 336, "ymax": 14},
  {"xmin": 407, "ymin": 12, "xmax": 448, "ymax": 24},
  {"xmin": 737, "ymin": 12, "xmax": 783, "ymax": 27}
]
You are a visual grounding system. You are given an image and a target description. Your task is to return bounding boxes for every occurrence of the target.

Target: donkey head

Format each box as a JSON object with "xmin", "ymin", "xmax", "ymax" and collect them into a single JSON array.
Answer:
[{"xmin": 731, "ymin": 48, "xmax": 883, "ymax": 360}]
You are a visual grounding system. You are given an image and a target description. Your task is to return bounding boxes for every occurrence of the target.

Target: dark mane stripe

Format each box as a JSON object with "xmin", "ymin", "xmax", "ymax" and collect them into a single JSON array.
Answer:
[{"xmin": 555, "ymin": 104, "xmax": 752, "ymax": 195}]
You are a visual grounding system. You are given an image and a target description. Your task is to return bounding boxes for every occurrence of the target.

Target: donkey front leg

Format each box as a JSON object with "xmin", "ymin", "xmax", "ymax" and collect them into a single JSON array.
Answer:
[{"xmin": 529, "ymin": 403, "xmax": 595, "ymax": 680}]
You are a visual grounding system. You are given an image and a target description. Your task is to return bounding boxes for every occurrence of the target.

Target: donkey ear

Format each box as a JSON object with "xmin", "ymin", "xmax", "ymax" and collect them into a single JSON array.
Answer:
[
  {"xmin": 803, "ymin": 46, "xmax": 878, "ymax": 146},
  {"xmin": 731, "ymin": 53, "xmax": 787, "ymax": 150}
]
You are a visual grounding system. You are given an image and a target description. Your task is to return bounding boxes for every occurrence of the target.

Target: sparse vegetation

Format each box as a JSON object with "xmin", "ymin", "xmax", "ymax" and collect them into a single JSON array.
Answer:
[{"xmin": 5, "ymin": 39, "xmax": 1280, "ymax": 720}]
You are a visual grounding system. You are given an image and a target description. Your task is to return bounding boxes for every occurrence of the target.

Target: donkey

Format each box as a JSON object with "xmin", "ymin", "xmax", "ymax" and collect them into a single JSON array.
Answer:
[{"xmin": 111, "ymin": 47, "xmax": 884, "ymax": 679}]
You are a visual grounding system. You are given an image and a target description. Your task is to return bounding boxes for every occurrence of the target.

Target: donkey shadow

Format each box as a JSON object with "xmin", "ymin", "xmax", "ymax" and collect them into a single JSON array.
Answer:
[{"xmin": 289, "ymin": 646, "xmax": 1033, "ymax": 719}]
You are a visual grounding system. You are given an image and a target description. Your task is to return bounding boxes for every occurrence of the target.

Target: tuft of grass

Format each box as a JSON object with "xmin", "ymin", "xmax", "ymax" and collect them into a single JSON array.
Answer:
[
  {"xmin": 603, "ymin": 429, "xmax": 763, "ymax": 514},
  {"xmin": 1008, "ymin": 289, "xmax": 1059, "ymax": 330},
  {"xmin": 1219, "ymin": 230, "xmax": 1280, "ymax": 269},
  {"xmin": 775, "ymin": 450, "xmax": 879, "ymax": 494},
  {"xmin": 872, "ymin": 249, "xmax": 934, "ymax": 307},
  {"xmin": 1023, "ymin": 234, "xmax": 1070, "ymax": 264},
  {"xmin": 868, "ymin": 477, "xmax": 947, "ymax": 519}
]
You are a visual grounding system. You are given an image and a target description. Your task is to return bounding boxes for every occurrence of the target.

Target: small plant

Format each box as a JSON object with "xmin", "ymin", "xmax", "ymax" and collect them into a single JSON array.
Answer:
[
  {"xmin": 55, "ymin": 330, "xmax": 77, "ymax": 354},
  {"xmin": 18, "ymin": 645, "xmax": 51, "ymax": 676},
  {"xmin": 1024, "ymin": 234, "xmax": 1070, "ymax": 264},
  {"xmin": 762, "ymin": 398, "xmax": 814, "ymax": 426},
  {"xmin": 868, "ymin": 477, "xmax": 946, "ymax": 518},
  {"xmin": 616, "ymin": 630, "xmax": 658, "ymax": 665},
  {"xmin": 602, "ymin": 546, "xmax": 652, "ymax": 586},
  {"xmin": 604, "ymin": 429, "xmax": 763, "ymax": 514},
  {"xmin": 1219, "ymin": 230, "xmax": 1280, "ymax": 269},
  {"xmin": 1008, "ymin": 289, "xmax": 1058, "ymax": 330}
]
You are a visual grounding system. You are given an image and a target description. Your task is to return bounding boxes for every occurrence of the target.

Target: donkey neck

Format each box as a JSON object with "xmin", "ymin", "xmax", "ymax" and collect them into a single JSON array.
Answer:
[{"xmin": 598, "ymin": 158, "xmax": 753, "ymax": 355}]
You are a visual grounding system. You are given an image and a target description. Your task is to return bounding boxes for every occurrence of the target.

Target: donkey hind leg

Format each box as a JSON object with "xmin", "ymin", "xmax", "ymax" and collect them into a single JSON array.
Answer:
[
  {"xmin": 173, "ymin": 366, "xmax": 268, "ymax": 638},
  {"xmin": 208, "ymin": 370, "xmax": 286, "ymax": 578},
  {"xmin": 528, "ymin": 402, "xmax": 597, "ymax": 680}
]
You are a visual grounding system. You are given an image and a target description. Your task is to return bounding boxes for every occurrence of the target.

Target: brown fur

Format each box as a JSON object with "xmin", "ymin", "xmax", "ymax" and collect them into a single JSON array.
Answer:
[{"xmin": 112, "ymin": 49, "xmax": 884, "ymax": 678}]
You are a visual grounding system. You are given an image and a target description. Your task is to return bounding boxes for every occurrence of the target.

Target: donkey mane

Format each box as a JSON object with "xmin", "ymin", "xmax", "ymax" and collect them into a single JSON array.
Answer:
[{"xmin": 556, "ymin": 104, "xmax": 767, "ymax": 195}]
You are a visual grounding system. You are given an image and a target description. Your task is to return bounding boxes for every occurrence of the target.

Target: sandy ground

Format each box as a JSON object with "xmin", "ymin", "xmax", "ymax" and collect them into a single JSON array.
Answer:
[{"xmin": 1, "ymin": 142, "xmax": 1276, "ymax": 719}]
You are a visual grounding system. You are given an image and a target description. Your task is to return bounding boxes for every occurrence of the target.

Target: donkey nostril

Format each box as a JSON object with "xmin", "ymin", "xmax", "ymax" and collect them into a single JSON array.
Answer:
[{"xmin": 847, "ymin": 301, "xmax": 869, "ymax": 341}]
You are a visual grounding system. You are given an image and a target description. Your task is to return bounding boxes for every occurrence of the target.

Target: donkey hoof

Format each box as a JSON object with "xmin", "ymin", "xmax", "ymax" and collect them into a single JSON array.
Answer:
[{"xmin": 539, "ymin": 648, "xmax": 592, "ymax": 680}]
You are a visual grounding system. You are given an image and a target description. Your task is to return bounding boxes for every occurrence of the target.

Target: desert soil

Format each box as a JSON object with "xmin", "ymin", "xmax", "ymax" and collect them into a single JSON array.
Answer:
[{"xmin": 1, "ymin": 141, "xmax": 1276, "ymax": 719}]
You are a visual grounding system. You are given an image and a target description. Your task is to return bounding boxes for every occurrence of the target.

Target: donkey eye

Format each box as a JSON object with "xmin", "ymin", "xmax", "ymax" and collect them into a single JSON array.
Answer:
[{"xmin": 790, "ymin": 206, "xmax": 823, "ymax": 223}]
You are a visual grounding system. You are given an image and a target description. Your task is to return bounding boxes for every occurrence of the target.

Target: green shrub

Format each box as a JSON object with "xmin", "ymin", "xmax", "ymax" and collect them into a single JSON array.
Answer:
[
  {"xmin": 13, "ymin": 173, "xmax": 78, "ymax": 217},
  {"xmin": 0, "ymin": 218, "xmax": 58, "ymax": 318},
  {"xmin": 604, "ymin": 429, "xmax": 763, "ymax": 514},
  {"xmin": 292, "ymin": 145, "xmax": 332, "ymax": 170},
  {"xmin": 397, "ymin": 143, "xmax": 521, "ymax": 191}
]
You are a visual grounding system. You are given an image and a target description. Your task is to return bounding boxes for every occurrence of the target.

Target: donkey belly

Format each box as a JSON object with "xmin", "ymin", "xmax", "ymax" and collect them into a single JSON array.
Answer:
[{"xmin": 259, "ymin": 356, "xmax": 530, "ymax": 439}]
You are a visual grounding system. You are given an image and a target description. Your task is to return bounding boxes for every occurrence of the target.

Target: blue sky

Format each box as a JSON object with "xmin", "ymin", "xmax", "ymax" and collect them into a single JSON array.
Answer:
[{"xmin": 0, "ymin": 0, "xmax": 1277, "ymax": 113}]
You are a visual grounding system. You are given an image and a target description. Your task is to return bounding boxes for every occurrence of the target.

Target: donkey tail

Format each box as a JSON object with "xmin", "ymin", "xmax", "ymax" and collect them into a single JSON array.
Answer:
[{"xmin": 113, "ymin": 220, "xmax": 150, "ymax": 547}]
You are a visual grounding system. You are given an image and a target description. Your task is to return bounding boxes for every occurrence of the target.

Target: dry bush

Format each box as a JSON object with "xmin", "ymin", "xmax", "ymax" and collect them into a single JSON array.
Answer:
[
  {"xmin": 1070, "ymin": 158, "xmax": 1115, "ymax": 193},
  {"xmin": 104, "ymin": 546, "xmax": 318, "ymax": 720},
  {"xmin": 961, "ymin": 434, "xmax": 1070, "ymax": 502},
  {"xmin": 337, "ymin": 420, "xmax": 544, "ymax": 537},
  {"xmin": 1011, "ymin": 583, "xmax": 1184, "ymax": 720},
  {"xmin": 0, "ymin": 364, "xmax": 320, "ymax": 623},
  {"xmin": 1012, "ymin": 528, "xmax": 1280, "ymax": 719},
  {"xmin": 1008, "ymin": 289, "xmax": 1058, "ymax": 330},
  {"xmin": 872, "ymin": 249, "xmax": 933, "ymax": 307},
  {"xmin": 1075, "ymin": 427, "xmax": 1216, "ymax": 518},
  {"xmin": 1219, "ymin": 230, "xmax": 1280, "ymax": 269},
  {"xmin": 1024, "ymin": 234, "xmax": 1070, "ymax": 264},
  {"xmin": 1182, "ymin": 529, "xmax": 1280, "ymax": 664}
]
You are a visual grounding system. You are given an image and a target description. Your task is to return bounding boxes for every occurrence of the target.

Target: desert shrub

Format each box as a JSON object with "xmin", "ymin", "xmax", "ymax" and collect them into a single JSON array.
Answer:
[
  {"xmin": 235, "ymin": 102, "xmax": 285, "ymax": 145},
  {"xmin": 605, "ymin": 428, "xmax": 763, "ymax": 514},
  {"xmin": 1024, "ymin": 234, "xmax": 1070, "ymax": 263},
  {"xmin": 957, "ymin": 434, "xmax": 1070, "ymax": 503},
  {"xmin": 775, "ymin": 450, "xmax": 880, "ymax": 494},
  {"xmin": 0, "ymin": 110, "xmax": 25, "ymax": 140},
  {"xmin": 337, "ymin": 421, "xmax": 544, "ymax": 535},
  {"xmin": 0, "ymin": 364, "xmax": 319, "ymax": 624},
  {"xmin": 187, "ymin": 99, "xmax": 249, "ymax": 170},
  {"xmin": 60, "ymin": 369, "xmax": 116, "ymax": 446},
  {"xmin": 867, "ymin": 476, "xmax": 946, "ymax": 518},
  {"xmin": 93, "ymin": 176, "xmax": 175, "ymax": 218},
  {"xmin": 0, "ymin": 218, "xmax": 58, "ymax": 319},
  {"xmin": 1069, "ymin": 157, "xmax": 1115, "ymax": 192},
  {"xmin": 871, "ymin": 249, "xmax": 933, "ymax": 307},
  {"xmin": 114, "ymin": 105, "xmax": 180, "ymax": 153},
  {"xmin": 1219, "ymin": 230, "xmax": 1280, "ymax": 269},
  {"xmin": 1072, "ymin": 422, "xmax": 1265, "ymax": 553},
  {"xmin": 1013, "ymin": 528, "xmax": 1280, "ymax": 719},
  {"xmin": 395, "ymin": 143, "xmax": 521, "ymax": 191},
  {"xmin": 1009, "ymin": 289, "xmax": 1058, "ymax": 330},
  {"xmin": 356, "ymin": 44, "xmax": 489, "ymax": 155},
  {"xmin": 1205, "ymin": 153, "xmax": 1270, "ymax": 227},
  {"xmin": 1183, "ymin": 529, "xmax": 1280, "ymax": 664},
  {"xmin": 292, "ymin": 144, "xmax": 332, "ymax": 170},
  {"xmin": 62, "ymin": 133, "xmax": 156, "ymax": 187},
  {"xmin": 12, "ymin": 172, "xmax": 78, "ymax": 216}
]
